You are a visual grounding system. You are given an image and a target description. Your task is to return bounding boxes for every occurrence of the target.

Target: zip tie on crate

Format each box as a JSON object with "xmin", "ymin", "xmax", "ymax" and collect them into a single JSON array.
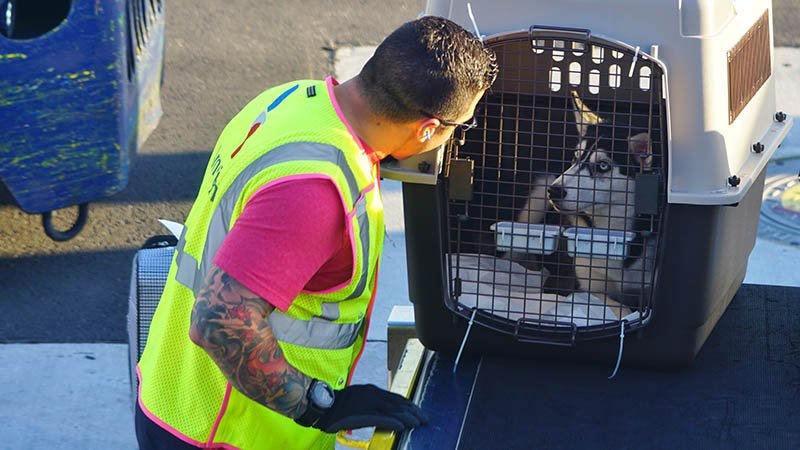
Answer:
[
  {"xmin": 607, "ymin": 320, "xmax": 626, "ymax": 379},
  {"xmin": 453, "ymin": 308, "xmax": 478, "ymax": 373},
  {"xmin": 466, "ymin": 3, "xmax": 483, "ymax": 42},
  {"xmin": 628, "ymin": 46, "xmax": 641, "ymax": 78}
]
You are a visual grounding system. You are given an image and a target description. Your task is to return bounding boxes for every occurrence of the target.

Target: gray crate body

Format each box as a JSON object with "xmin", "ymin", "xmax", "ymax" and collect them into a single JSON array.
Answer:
[{"xmin": 402, "ymin": 167, "xmax": 765, "ymax": 368}]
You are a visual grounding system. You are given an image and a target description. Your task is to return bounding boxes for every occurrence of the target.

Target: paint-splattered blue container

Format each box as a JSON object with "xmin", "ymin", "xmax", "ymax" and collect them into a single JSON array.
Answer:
[{"xmin": 0, "ymin": 0, "xmax": 164, "ymax": 238}]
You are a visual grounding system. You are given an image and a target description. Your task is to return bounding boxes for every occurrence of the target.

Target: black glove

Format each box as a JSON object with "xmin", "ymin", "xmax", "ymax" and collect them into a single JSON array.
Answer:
[{"xmin": 309, "ymin": 384, "xmax": 427, "ymax": 433}]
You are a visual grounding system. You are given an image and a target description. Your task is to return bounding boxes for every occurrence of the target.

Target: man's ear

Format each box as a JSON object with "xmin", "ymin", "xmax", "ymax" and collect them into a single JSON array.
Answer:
[
  {"xmin": 416, "ymin": 118, "xmax": 439, "ymax": 143},
  {"xmin": 628, "ymin": 132, "xmax": 652, "ymax": 169},
  {"xmin": 571, "ymin": 91, "xmax": 603, "ymax": 138}
]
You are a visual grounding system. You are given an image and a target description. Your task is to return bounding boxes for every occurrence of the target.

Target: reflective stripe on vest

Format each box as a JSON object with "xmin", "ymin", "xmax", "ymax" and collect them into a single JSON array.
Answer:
[{"xmin": 173, "ymin": 141, "xmax": 372, "ymax": 349}]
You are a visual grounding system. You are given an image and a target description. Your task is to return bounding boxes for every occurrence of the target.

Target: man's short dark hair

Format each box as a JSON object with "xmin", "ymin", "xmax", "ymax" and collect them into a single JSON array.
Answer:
[{"xmin": 359, "ymin": 16, "xmax": 498, "ymax": 122}]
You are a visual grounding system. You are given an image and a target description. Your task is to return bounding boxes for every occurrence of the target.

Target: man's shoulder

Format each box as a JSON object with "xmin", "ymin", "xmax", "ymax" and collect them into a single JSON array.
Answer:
[{"xmin": 247, "ymin": 176, "xmax": 344, "ymax": 215}]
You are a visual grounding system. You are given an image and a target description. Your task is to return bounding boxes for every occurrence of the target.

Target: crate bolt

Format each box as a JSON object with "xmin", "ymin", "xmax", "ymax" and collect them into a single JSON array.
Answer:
[
  {"xmin": 728, "ymin": 175, "xmax": 741, "ymax": 187},
  {"xmin": 752, "ymin": 142, "xmax": 764, "ymax": 154},
  {"xmin": 418, "ymin": 161, "xmax": 432, "ymax": 173},
  {"xmin": 775, "ymin": 111, "xmax": 787, "ymax": 122}
]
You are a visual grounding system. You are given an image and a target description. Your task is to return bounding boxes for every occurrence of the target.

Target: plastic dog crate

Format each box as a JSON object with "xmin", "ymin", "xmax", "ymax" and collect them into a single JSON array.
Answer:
[
  {"xmin": 381, "ymin": 0, "xmax": 793, "ymax": 368},
  {"xmin": 127, "ymin": 233, "xmax": 176, "ymax": 406}
]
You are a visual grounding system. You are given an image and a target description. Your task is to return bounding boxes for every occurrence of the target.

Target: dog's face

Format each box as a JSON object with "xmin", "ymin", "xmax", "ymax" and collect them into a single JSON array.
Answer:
[{"xmin": 548, "ymin": 93, "xmax": 651, "ymax": 214}]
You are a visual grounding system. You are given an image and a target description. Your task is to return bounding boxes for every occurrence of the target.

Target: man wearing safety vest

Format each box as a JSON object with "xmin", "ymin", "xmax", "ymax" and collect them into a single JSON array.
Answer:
[{"xmin": 135, "ymin": 16, "xmax": 497, "ymax": 450}]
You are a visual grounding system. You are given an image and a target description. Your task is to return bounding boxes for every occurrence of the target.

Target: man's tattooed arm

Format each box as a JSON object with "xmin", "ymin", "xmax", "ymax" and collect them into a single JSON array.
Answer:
[{"xmin": 189, "ymin": 264, "xmax": 311, "ymax": 419}]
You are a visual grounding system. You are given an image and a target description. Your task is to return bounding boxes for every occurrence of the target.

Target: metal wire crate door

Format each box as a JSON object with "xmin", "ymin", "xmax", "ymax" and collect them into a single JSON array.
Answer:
[{"xmin": 443, "ymin": 28, "xmax": 668, "ymax": 345}]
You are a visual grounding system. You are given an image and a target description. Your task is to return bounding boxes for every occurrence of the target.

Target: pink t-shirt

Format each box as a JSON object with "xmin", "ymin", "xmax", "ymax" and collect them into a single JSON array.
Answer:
[{"xmin": 213, "ymin": 177, "xmax": 353, "ymax": 312}]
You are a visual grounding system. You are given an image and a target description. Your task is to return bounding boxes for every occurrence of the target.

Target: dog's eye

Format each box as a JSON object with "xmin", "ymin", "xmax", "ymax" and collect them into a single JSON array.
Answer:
[{"xmin": 597, "ymin": 161, "xmax": 611, "ymax": 172}]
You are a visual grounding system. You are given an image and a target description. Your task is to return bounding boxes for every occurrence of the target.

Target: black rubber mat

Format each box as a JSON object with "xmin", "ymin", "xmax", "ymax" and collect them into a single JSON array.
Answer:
[{"xmin": 455, "ymin": 284, "xmax": 799, "ymax": 449}]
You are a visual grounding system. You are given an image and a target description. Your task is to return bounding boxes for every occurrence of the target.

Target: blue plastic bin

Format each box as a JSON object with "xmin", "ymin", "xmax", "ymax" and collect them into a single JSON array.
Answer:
[{"xmin": 0, "ymin": 0, "xmax": 164, "ymax": 240}]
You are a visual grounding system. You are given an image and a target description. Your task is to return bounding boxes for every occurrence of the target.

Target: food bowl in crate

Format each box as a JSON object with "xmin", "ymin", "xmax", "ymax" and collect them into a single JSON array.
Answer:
[{"xmin": 491, "ymin": 222, "xmax": 562, "ymax": 255}]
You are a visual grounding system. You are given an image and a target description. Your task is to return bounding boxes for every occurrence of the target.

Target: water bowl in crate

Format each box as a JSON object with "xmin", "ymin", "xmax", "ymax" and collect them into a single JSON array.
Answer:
[{"xmin": 563, "ymin": 227, "xmax": 637, "ymax": 260}]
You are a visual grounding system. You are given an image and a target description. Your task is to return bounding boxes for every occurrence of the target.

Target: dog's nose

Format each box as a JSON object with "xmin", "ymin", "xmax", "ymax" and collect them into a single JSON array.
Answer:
[{"xmin": 547, "ymin": 185, "xmax": 565, "ymax": 201}]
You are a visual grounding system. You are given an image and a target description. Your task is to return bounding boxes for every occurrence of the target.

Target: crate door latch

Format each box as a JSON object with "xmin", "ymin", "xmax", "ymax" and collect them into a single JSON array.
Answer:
[
  {"xmin": 448, "ymin": 158, "xmax": 474, "ymax": 201},
  {"xmin": 635, "ymin": 172, "xmax": 661, "ymax": 215}
]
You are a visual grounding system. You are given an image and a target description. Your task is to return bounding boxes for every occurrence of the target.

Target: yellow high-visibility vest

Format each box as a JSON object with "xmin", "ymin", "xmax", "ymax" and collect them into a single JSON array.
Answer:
[{"xmin": 137, "ymin": 78, "xmax": 384, "ymax": 450}]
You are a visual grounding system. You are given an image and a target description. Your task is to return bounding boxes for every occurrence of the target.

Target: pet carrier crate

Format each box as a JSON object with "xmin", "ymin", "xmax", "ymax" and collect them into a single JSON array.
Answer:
[
  {"xmin": 381, "ymin": 0, "xmax": 793, "ymax": 368},
  {"xmin": 127, "ymin": 231, "xmax": 177, "ymax": 406}
]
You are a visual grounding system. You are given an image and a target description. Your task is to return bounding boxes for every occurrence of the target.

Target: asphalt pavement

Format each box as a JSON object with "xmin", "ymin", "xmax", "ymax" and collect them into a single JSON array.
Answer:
[{"xmin": 1, "ymin": 2, "xmax": 799, "ymax": 449}]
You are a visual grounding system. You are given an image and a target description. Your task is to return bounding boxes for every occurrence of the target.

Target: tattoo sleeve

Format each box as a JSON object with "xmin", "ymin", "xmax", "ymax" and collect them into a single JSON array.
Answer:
[{"xmin": 189, "ymin": 264, "xmax": 311, "ymax": 419}]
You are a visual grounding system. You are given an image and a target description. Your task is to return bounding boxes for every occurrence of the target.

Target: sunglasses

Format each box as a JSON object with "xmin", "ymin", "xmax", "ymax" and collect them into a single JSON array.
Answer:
[{"xmin": 421, "ymin": 111, "xmax": 479, "ymax": 132}]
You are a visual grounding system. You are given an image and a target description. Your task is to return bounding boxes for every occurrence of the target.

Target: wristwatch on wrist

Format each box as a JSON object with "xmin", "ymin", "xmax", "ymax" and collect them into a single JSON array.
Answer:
[{"xmin": 295, "ymin": 379, "xmax": 335, "ymax": 427}]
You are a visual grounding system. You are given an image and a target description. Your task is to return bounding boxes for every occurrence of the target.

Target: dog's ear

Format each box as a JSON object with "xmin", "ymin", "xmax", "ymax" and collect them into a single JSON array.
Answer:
[
  {"xmin": 628, "ymin": 132, "xmax": 652, "ymax": 169},
  {"xmin": 571, "ymin": 91, "xmax": 603, "ymax": 138}
]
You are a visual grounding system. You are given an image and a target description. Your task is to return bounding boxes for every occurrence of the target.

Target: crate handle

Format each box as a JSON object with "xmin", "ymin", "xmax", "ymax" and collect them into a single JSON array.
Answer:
[
  {"xmin": 529, "ymin": 24, "xmax": 591, "ymax": 43},
  {"xmin": 514, "ymin": 318, "xmax": 578, "ymax": 346}
]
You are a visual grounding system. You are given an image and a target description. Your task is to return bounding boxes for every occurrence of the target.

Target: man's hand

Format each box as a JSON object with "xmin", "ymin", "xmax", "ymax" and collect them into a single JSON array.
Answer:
[{"xmin": 309, "ymin": 384, "xmax": 427, "ymax": 433}]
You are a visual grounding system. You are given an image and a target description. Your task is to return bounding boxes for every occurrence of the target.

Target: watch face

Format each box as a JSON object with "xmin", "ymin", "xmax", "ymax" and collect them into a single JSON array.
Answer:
[{"xmin": 311, "ymin": 381, "xmax": 335, "ymax": 409}]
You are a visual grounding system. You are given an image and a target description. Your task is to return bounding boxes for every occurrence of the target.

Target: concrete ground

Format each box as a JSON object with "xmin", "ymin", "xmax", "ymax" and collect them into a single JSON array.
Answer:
[{"xmin": 2, "ymin": 8, "xmax": 800, "ymax": 450}]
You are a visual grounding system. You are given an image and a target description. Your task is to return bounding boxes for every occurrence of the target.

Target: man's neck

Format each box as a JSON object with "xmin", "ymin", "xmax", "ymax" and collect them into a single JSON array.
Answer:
[{"xmin": 332, "ymin": 77, "xmax": 408, "ymax": 160}]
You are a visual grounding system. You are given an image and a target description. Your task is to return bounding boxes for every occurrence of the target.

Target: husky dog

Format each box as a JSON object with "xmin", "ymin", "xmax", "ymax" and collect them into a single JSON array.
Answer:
[{"xmin": 546, "ymin": 93, "xmax": 657, "ymax": 306}]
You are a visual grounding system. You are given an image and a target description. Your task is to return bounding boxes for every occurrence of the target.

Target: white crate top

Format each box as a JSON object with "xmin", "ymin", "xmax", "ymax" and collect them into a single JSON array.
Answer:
[{"xmin": 423, "ymin": 0, "xmax": 793, "ymax": 205}]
